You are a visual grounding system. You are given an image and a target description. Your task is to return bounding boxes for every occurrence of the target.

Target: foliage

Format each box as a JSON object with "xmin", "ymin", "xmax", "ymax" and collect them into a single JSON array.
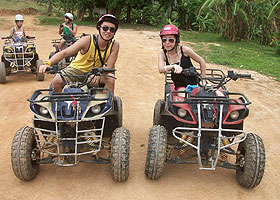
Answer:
[{"xmin": 182, "ymin": 30, "xmax": 280, "ymax": 81}]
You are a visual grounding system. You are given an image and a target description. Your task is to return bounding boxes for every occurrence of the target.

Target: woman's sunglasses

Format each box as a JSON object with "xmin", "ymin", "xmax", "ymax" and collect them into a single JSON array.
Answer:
[
  {"xmin": 101, "ymin": 25, "xmax": 116, "ymax": 33},
  {"xmin": 162, "ymin": 38, "xmax": 175, "ymax": 43}
]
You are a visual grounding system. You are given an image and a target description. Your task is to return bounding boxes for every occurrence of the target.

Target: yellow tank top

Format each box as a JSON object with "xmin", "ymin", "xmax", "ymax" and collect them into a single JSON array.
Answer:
[{"xmin": 70, "ymin": 35, "xmax": 114, "ymax": 73}]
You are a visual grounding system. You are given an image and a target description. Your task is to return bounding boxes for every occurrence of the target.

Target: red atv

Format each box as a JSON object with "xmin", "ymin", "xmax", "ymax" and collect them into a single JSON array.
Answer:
[{"xmin": 145, "ymin": 67, "xmax": 265, "ymax": 189}]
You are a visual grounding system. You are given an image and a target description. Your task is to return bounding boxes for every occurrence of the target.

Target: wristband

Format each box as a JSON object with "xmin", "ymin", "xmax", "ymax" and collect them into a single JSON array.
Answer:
[
  {"xmin": 164, "ymin": 66, "xmax": 169, "ymax": 72},
  {"xmin": 44, "ymin": 61, "xmax": 52, "ymax": 66}
]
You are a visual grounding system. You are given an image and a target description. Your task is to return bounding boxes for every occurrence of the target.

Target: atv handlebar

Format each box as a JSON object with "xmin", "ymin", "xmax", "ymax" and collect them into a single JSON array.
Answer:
[
  {"xmin": 171, "ymin": 67, "xmax": 199, "ymax": 77},
  {"xmin": 227, "ymin": 71, "xmax": 252, "ymax": 80},
  {"xmin": 1, "ymin": 36, "xmax": 35, "ymax": 41},
  {"xmin": 46, "ymin": 66, "xmax": 116, "ymax": 87},
  {"xmin": 1, "ymin": 36, "xmax": 12, "ymax": 40}
]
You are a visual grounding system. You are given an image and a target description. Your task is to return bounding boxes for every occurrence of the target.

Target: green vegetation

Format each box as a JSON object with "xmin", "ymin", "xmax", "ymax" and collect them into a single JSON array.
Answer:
[
  {"xmin": 0, "ymin": 0, "xmax": 36, "ymax": 9},
  {"xmin": 182, "ymin": 31, "xmax": 280, "ymax": 81},
  {"xmin": 0, "ymin": 0, "xmax": 279, "ymax": 81}
]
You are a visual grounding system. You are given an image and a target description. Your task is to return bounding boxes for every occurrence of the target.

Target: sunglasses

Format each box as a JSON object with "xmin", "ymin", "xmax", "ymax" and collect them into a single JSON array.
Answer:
[
  {"xmin": 101, "ymin": 25, "xmax": 116, "ymax": 33},
  {"xmin": 162, "ymin": 38, "xmax": 175, "ymax": 43}
]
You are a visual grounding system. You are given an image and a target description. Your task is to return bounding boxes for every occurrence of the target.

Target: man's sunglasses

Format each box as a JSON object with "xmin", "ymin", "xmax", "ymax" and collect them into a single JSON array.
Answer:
[
  {"xmin": 162, "ymin": 38, "xmax": 175, "ymax": 43},
  {"xmin": 101, "ymin": 25, "xmax": 116, "ymax": 33}
]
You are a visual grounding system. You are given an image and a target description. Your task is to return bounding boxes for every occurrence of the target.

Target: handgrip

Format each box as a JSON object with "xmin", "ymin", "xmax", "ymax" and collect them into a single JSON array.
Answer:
[{"xmin": 238, "ymin": 73, "xmax": 251, "ymax": 79}]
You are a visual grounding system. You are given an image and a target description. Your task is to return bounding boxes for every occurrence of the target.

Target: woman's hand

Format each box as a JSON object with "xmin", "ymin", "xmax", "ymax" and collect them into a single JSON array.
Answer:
[{"xmin": 173, "ymin": 64, "xmax": 183, "ymax": 74}]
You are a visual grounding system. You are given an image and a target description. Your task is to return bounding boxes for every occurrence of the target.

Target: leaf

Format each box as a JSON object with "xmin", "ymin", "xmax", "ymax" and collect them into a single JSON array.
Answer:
[{"xmin": 268, "ymin": 1, "xmax": 280, "ymax": 20}]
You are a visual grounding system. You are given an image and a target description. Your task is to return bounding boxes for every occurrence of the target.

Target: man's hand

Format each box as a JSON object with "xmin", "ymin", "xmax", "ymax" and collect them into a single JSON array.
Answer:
[
  {"xmin": 87, "ymin": 75, "xmax": 101, "ymax": 86},
  {"xmin": 39, "ymin": 64, "xmax": 50, "ymax": 73}
]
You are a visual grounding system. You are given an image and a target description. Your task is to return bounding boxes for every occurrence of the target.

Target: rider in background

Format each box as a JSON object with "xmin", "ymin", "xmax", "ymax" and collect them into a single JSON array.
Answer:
[
  {"xmin": 39, "ymin": 14, "xmax": 120, "ymax": 94},
  {"xmin": 158, "ymin": 24, "xmax": 206, "ymax": 92},
  {"xmin": 58, "ymin": 13, "xmax": 78, "ymax": 49},
  {"xmin": 10, "ymin": 14, "xmax": 26, "ymax": 43}
]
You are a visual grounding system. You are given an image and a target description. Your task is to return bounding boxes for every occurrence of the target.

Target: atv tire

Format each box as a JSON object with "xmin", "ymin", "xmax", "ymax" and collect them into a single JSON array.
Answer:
[
  {"xmin": 0, "ymin": 62, "xmax": 7, "ymax": 83},
  {"xmin": 114, "ymin": 96, "xmax": 123, "ymax": 127},
  {"xmin": 11, "ymin": 126, "xmax": 40, "ymax": 181},
  {"xmin": 153, "ymin": 99, "xmax": 165, "ymax": 126},
  {"xmin": 145, "ymin": 125, "xmax": 167, "ymax": 179},
  {"xmin": 110, "ymin": 127, "xmax": 130, "ymax": 182},
  {"xmin": 236, "ymin": 133, "xmax": 265, "ymax": 188},
  {"xmin": 36, "ymin": 60, "xmax": 44, "ymax": 81}
]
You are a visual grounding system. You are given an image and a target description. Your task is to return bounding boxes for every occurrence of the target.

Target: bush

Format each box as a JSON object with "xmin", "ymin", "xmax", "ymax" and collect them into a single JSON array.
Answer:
[{"xmin": 276, "ymin": 43, "xmax": 280, "ymax": 56}]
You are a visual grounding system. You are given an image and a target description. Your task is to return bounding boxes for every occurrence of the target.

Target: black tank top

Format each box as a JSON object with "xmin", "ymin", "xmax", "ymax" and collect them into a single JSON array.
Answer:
[{"xmin": 164, "ymin": 46, "xmax": 198, "ymax": 88}]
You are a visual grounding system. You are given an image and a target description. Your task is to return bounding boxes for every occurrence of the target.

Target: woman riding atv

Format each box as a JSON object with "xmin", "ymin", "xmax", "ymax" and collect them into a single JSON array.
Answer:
[
  {"xmin": 10, "ymin": 14, "xmax": 26, "ymax": 43},
  {"xmin": 39, "ymin": 14, "xmax": 120, "ymax": 94},
  {"xmin": 58, "ymin": 13, "xmax": 78, "ymax": 49},
  {"xmin": 158, "ymin": 24, "xmax": 206, "ymax": 92}
]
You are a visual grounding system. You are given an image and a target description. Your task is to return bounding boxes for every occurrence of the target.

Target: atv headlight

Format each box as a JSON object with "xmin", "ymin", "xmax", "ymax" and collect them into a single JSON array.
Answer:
[
  {"xmin": 178, "ymin": 108, "xmax": 187, "ymax": 118},
  {"xmin": 230, "ymin": 111, "xmax": 239, "ymax": 120},
  {"xmin": 25, "ymin": 47, "xmax": 34, "ymax": 53},
  {"xmin": 4, "ymin": 47, "xmax": 13, "ymax": 53},
  {"xmin": 91, "ymin": 105, "xmax": 101, "ymax": 114},
  {"xmin": 39, "ymin": 107, "xmax": 49, "ymax": 115}
]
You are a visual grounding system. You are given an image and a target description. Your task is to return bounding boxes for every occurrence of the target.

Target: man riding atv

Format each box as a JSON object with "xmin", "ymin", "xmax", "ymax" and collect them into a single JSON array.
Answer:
[
  {"xmin": 57, "ymin": 13, "xmax": 78, "ymax": 50},
  {"xmin": 40, "ymin": 14, "xmax": 119, "ymax": 94}
]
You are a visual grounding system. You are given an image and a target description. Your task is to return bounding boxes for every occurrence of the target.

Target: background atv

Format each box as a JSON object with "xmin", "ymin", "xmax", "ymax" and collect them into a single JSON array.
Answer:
[
  {"xmin": 48, "ymin": 34, "xmax": 77, "ymax": 70},
  {"xmin": 11, "ymin": 67, "xmax": 130, "ymax": 182},
  {"xmin": 145, "ymin": 67, "xmax": 265, "ymax": 189},
  {"xmin": 1, "ymin": 36, "xmax": 44, "ymax": 83}
]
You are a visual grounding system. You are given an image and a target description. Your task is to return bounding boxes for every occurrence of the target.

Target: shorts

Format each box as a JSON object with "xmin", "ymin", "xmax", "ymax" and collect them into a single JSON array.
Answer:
[{"xmin": 61, "ymin": 66, "xmax": 90, "ymax": 84}]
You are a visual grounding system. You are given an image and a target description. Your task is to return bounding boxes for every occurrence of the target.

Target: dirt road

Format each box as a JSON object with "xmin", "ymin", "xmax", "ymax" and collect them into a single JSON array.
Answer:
[{"xmin": 0, "ymin": 15, "xmax": 280, "ymax": 200}]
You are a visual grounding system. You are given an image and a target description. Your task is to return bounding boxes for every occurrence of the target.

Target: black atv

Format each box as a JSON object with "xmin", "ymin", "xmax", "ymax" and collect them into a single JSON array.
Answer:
[{"xmin": 11, "ymin": 66, "xmax": 130, "ymax": 182}]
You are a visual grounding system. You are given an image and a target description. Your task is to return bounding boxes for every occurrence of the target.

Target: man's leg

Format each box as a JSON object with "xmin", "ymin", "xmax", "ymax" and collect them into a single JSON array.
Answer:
[
  {"xmin": 52, "ymin": 74, "xmax": 65, "ymax": 93},
  {"xmin": 100, "ymin": 73, "xmax": 115, "ymax": 94}
]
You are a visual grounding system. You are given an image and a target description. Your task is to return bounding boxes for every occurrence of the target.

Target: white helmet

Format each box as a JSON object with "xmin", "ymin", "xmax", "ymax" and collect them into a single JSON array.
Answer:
[
  {"xmin": 64, "ymin": 13, "xmax": 74, "ymax": 21},
  {"xmin": 15, "ymin": 14, "xmax": 24, "ymax": 21}
]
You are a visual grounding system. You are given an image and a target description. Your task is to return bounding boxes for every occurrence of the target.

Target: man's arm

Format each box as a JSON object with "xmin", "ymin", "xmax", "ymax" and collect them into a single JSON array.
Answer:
[{"xmin": 104, "ymin": 40, "xmax": 120, "ymax": 69}]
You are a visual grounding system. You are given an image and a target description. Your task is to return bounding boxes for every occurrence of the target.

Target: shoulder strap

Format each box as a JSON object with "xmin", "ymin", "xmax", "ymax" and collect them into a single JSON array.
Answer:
[
  {"xmin": 93, "ymin": 35, "xmax": 110, "ymax": 67},
  {"xmin": 180, "ymin": 46, "xmax": 183, "ymax": 54},
  {"xmin": 163, "ymin": 49, "xmax": 169, "ymax": 65}
]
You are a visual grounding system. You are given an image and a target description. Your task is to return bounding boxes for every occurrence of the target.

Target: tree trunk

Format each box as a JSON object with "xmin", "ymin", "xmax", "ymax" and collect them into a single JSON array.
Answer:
[
  {"xmin": 47, "ymin": 0, "xmax": 52, "ymax": 13},
  {"xmin": 88, "ymin": 7, "xmax": 94, "ymax": 20},
  {"xmin": 108, "ymin": 8, "xmax": 121, "ymax": 19},
  {"xmin": 126, "ymin": 5, "xmax": 131, "ymax": 23}
]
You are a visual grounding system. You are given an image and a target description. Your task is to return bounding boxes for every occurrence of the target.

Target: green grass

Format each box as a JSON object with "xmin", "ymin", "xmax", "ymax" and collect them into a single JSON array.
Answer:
[
  {"xmin": 37, "ymin": 15, "xmax": 97, "ymax": 27},
  {"xmin": 181, "ymin": 31, "xmax": 280, "ymax": 81},
  {"xmin": 0, "ymin": 0, "xmax": 36, "ymax": 9}
]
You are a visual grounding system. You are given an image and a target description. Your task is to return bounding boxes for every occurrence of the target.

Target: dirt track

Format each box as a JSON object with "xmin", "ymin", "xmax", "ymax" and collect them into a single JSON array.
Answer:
[{"xmin": 0, "ymin": 15, "xmax": 280, "ymax": 200}]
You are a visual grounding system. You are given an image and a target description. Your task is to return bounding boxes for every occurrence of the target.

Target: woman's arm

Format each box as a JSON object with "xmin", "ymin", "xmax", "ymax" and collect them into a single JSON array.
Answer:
[
  {"xmin": 63, "ymin": 24, "xmax": 78, "ymax": 36},
  {"xmin": 183, "ymin": 46, "xmax": 206, "ymax": 78},
  {"xmin": 158, "ymin": 50, "xmax": 182, "ymax": 73}
]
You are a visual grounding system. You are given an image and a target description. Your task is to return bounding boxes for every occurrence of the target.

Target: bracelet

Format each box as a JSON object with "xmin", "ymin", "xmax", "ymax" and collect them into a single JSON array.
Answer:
[
  {"xmin": 164, "ymin": 66, "xmax": 169, "ymax": 72},
  {"xmin": 43, "ymin": 61, "xmax": 52, "ymax": 66}
]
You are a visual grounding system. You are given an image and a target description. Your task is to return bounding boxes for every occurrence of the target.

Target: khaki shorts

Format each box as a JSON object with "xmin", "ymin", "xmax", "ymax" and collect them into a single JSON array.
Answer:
[{"xmin": 60, "ymin": 67, "xmax": 101, "ymax": 87}]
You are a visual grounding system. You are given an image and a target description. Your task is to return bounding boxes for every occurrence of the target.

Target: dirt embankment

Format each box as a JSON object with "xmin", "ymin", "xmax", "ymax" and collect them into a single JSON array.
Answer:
[{"xmin": 0, "ymin": 13, "xmax": 280, "ymax": 200}]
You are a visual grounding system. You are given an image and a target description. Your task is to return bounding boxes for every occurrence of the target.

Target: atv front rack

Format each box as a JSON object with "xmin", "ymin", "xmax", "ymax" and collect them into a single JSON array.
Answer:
[
  {"xmin": 171, "ymin": 103, "xmax": 247, "ymax": 170},
  {"xmin": 169, "ymin": 90, "xmax": 251, "ymax": 105},
  {"xmin": 28, "ymin": 88, "xmax": 111, "ymax": 103},
  {"xmin": 34, "ymin": 116, "xmax": 106, "ymax": 166},
  {"xmin": 3, "ymin": 42, "xmax": 36, "ymax": 71},
  {"xmin": 30, "ymin": 88, "xmax": 112, "ymax": 166}
]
